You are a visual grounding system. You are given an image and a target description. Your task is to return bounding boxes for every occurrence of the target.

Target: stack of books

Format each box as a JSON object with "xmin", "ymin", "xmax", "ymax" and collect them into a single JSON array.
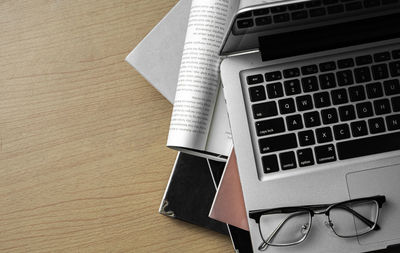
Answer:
[{"xmin": 126, "ymin": 0, "xmax": 253, "ymax": 251}]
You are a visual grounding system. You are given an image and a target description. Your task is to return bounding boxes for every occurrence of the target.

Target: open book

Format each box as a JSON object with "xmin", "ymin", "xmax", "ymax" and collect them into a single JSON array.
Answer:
[
  {"xmin": 166, "ymin": 0, "xmax": 244, "ymax": 160},
  {"xmin": 126, "ymin": 0, "xmax": 248, "ymax": 230}
]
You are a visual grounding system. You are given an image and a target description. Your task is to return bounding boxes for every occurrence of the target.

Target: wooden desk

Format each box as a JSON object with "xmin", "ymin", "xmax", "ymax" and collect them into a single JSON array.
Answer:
[{"xmin": 0, "ymin": 0, "xmax": 232, "ymax": 252}]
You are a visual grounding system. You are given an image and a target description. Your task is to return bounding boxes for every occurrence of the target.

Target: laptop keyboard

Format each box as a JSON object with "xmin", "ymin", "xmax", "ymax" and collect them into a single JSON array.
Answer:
[
  {"xmin": 246, "ymin": 48, "xmax": 400, "ymax": 174},
  {"xmin": 234, "ymin": 0, "xmax": 400, "ymax": 34}
]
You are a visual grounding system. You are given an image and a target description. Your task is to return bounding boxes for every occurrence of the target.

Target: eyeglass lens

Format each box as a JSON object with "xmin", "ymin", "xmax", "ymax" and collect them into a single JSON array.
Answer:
[
  {"xmin": 259, "ymin": 210, "xmax": 311, "ymax": 246},
  {"xmin": 328, "ymin": 200, "xmax": 379, "ymax": 237}
]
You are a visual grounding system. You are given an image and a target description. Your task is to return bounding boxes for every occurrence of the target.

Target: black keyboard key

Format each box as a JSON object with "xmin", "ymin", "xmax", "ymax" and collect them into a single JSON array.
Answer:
[
  {"xmin": 296, "ymin": 95, "xmax": 314, "ymax": 111},
  {"xmin": 253, "ymin": 8, "xmax": 269, "ymax": 16},
  {"xmin": 259, "ymin": 133, "xmax": 298, "ymax": 153},
  {"xmin": 316, "ymin": 127, "xmax": 333, "ymax": 143},
  {"xmin": 337, "ymin": 70, "xmax": 354, "ymax": 86},
  {"xmin": 252, "ymin": 101, "xmax": 278, "ymax": 119},
  {"xmin": 249, "ymin": 86, "xmax": 266, "ymax": 102},
  {"xmin": 298, "ymin": 130, "xmax": 316, "ymax": 146},
  {"xmin": 374, "ymin": 52, "xmax": 391, "ymax": 62},
  {"xmin": 338, "ymin": 58, "xmax": 355, "ymax": 69},
  {"xmin": 237, "ymin": 19, "xmax": 254, "ymax": 29},
  {"xmin": 368, "ymin": 117, "xmax": 386, "ymax": 134},
  {"xmin": 356, "ymin": 55, "xmax": 373, "ymax": 66},
  {"xmin": 273, "ymin": 13, "xmax": 290, "ymax": 23},
  {"xmin": 351, "ymin": 120, "xmax": 368, "ymax": 137},
  {"xmin": 302, "ymin": 76, "xmax": 319, "ymax": 92},
  {"xmin": 286, "ymin": 114, "xmax": 304, "ymax": 131},
  {"xmin": 339, "ymin": 105, "xmax": 356, "ymax": 121},
  {"xmin": 346, "ymin": 1, "xmax": 363, "ymax": 10},
  {"xmin": 319, "ymin": 73, "xmax": 337, "ymax": 89},
  {"xmin": 284, "ymin": 79, "xmax": 302, "ymax": 95},
  {"xmin": 304, "ymin": 111, "xmax": 322, "ymax": 127},
  {"xmin": 262, "ymin": 155, "xmax": 279, "ymax": 174},
  {"xmin": 386, "ymin": 114, "xmax": 400, "ymax": 131},
  {"xmin": 265, "ymin": 71, "xmax": 282, "ymax": 81},
  {"xmin": 356, "ymin": 102, "xmax": 373, "ymax": 118},
  {"xmin": 283, "ymin": 68, "xmax": 300, "ymax": 78},
  {"xmin": 331, "ymin": 88, "xmax": 349, "ymax": 105},
  {"xmin": 256, "ymin": 118, "xmax": 286, "ymax": 136},
  {"xmin": 310, "ymin": 7, "xmax": 327, "ymax": 17},
  {"xmin": 392, "ymin": 96, "xmax": 400, "ymax": 112},
  {"xmin": 288, "ymin": 3, "xmax": 305, "ymax": 10},
  {"xmin": 315, "ymin": 144, "xmax": 337, "ymax": 164},
  {"xmin": 382, "ymin": 0, "xmax": 399, "ymax": 5},
  {"xmin": 337, "ymin": 132, "xmax": 400, "ymax": 160},
  {"xmin": 267, "ymin": 82, "xmax": 284, "ymax": 98},
  {"xmin": 255, "ymin": 16, "xmax": 273, "ymax": 26},
  {"xmin": 279, "ymin": 98, "xmax": 296, "ymax": 114},
  {"xmin": 349, "ymin": 85, "xmax": 366, "ymax": 102},
  {"xmin": 314, "ymin": 92, "xmax": 332, "ymax": 108},
  {"xmin": 364, "ymin": 0, "xmax": 380, "ymax": 7},
  {"xmin": 320, "ymin": 61, "xmax": 336, "ymax": 72},
  {"xmin": 384, "ymin": 79, "xmax": 400, "ymax": 95},
  {"xmin": 372, "ymin": 64, "xmax": 389, "ymax": 80},
  {"xmin": 327, "ymin": 4, "xmax": 345, "ymax": 13},
  {"xmin": 297, "ymin": 148, "xmax": 315, "ymax": 167},
  {"xmin": 247, "ymin": 74, "xmax": 264, "ymax": 85},
  {"xmin": 271, "ymin": 5, "xmax": 287, "ymax": 13},
  {"xmin": 321, "ymin": 108, "xmax": 339, "ymax": 124},
  {"xmin": 301, "ymin": 64, "xmax": 318, "ymax": 75},
  {"xmin": 292, "ymin": 10, "xmax": 308, "ymax": 20},
  {"xmin": 393, "ymin": 50, "xmax": 400, "ymax": 59},
  {"xmin": 306, "ymin": 0, "xmax": 322, "ymax": 7},
  {"xmin": 324, "ymin": 0, "xmax": 339, "ymax": 4},
  {"xmin": 333, "ymin": 124, "xmax": 351, "ymax": 140},
  {"xmin": 354, "ymin": 67, "xmax": 372, "ymax": 83},
  {"xmin": 280, "ymin": 151, "xmax": 297, "ymax": 170},
  {"xmin": 366, "ymin": 82, "xmax": 384, "ymax": 99},
  {"xmin": 348, "ymin": 1, "xmax": 365, "ymax": 7},
  {"xmin": 374, "ymin": 99, "xmax": 391, "ymax": 115},
  {"xmin": 389, "ymin": 61, "xmax": 400, "ymax": 77},
  {"xmin": 237, "ymin": 11, "xmax": 252, "ymax": 18}
]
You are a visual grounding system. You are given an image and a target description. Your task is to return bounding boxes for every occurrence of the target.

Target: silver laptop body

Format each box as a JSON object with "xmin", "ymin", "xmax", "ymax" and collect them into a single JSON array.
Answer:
[{"xmin": 220, "ymin": 1, "xmax": 400, "ymax": 252}]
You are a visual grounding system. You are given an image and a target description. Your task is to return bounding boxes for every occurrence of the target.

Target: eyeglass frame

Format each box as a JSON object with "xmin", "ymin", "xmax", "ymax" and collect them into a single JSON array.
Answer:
[{"xmin": 248, "ymin": 195, "xmax": 386, "ymax": 249}]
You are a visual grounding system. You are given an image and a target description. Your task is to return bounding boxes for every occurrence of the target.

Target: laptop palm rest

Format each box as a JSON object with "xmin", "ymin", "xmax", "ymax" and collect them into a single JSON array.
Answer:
[{"xmin": 346, "ymin": 163, "xmax": 400, "ymax": 245}]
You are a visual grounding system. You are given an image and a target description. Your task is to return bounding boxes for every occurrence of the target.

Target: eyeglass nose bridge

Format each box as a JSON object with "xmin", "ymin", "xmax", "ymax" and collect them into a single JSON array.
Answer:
[
  {"xmin": 312, "ymin": 209, "xmax": 328, "ymax": 215},
  {"xmin": 309, "ymin": 210, "xmax": 338, "ymax": 234},
  {"xmin": 323, "ymin": 220, "xmax": 340, "ymax": 237}
]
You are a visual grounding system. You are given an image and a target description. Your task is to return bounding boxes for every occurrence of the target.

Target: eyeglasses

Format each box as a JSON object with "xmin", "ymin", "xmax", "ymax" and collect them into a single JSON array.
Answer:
[{"xmin": 249, "ymin": 195, "xmax": 386, "ymax": 251}]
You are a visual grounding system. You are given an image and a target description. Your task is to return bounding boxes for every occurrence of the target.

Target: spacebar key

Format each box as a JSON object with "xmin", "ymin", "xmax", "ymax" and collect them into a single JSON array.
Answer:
[
  {"xmin": 337, "ymin": 132, "xmax": 400, "ymax": 160},
  {"xmin": 259, "ymin": 133, "xmax": 297, "ymax": 154}
]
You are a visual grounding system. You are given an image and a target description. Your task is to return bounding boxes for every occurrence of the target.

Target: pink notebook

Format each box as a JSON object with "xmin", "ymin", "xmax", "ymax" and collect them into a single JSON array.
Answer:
[{"xmin": 209, "ymin": 149, "xmax": 249, "ymax": 231}]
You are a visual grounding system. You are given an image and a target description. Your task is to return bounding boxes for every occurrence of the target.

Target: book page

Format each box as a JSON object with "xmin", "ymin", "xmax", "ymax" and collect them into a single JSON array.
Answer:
[
  {"xmin": 204, "ymin": 87, "xmax": 233, "ymax": 157},
  {"xmin": 125, "ymin": 0, "xmax": 191, "ymax": 104},
  {"xmin": 167, "ymin": 0, "xmax": 238, "ymax": 155}
]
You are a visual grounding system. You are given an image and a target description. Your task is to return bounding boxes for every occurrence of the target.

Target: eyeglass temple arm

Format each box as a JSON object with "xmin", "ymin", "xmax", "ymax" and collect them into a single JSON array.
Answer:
[
  {"xmin": 258, "ymin": 212, "xmax": 306, "ymax": 251},
  {"xmin": 334, "ymin": 205, "xmax": 380, "ymax": 230}
]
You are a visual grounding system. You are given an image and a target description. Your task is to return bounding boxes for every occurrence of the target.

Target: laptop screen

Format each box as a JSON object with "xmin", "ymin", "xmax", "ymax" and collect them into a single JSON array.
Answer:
[{"xmin": 220, "ymin": 0, "xmax": 400, "ymax": 57}]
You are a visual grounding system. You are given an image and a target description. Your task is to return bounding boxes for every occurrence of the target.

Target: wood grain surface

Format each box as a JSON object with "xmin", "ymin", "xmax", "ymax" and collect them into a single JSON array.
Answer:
[{"xmin": 0, "ymin": 0, "xmax": 232, "ymax": 252}]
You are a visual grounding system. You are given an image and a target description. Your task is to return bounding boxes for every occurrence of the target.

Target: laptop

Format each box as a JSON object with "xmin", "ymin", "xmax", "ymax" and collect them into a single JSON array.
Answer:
[{"xmin": 219, "ymin": 0, "xmax": 400, "ymax": 252}]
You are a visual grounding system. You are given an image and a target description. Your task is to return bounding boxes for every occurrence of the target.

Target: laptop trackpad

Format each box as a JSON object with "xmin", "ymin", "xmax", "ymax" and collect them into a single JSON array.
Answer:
[{"xmin": 346, "ymin": 163, "xmax": 400, "ymax": 245}]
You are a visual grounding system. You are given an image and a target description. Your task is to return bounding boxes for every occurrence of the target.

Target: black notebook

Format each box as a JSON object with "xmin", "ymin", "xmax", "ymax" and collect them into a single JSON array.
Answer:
[{"xmin": 159, "ymin": 152, "xmax": 253, "ymax": 252}]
